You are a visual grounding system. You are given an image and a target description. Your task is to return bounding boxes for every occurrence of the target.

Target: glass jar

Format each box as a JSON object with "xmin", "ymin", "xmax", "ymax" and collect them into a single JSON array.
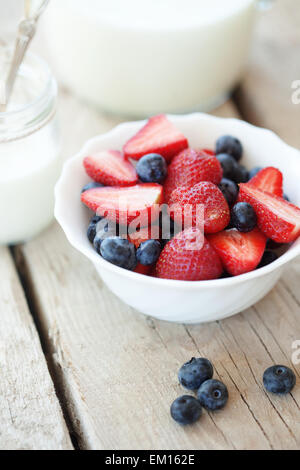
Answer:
[{"xmin": 0, "ymin": 50, "xmax": 61, "ymax": 244}]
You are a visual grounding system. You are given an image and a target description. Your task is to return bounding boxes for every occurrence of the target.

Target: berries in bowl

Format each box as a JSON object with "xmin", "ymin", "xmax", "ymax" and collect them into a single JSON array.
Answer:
[{"xmin": 55, "ymin": 113, "xmax": 300, "ymax": 323}]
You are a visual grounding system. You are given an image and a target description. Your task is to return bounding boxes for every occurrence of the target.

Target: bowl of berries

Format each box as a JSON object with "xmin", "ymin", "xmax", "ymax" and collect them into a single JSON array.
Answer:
[{"xmin": 55, "ymin": 113, "xmax": 300, "ymax": 323}]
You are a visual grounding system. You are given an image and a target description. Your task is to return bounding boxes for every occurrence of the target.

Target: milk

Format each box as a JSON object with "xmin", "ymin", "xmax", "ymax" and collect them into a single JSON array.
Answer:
[
  {"xmin": 0, "ymin": 50, "xmax": 61, "ymax": 245},
  {"xmin": 42, "ymin": 0, "xmax": 256, "ymax": 116},
  {"xmin": 0, "ymin": 126, "xmax": 61, "ymax": 245}
]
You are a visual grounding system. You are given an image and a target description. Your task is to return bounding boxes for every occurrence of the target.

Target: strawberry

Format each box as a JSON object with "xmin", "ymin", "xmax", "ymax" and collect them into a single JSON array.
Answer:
[
  {"xmin": 202, "ymin": 149, "xmax": 215, "ymax": 156},
  {"xmin": 128, "ymin": 225, "xmax": 160, "ymax": 248},
  {"xmin": 239, "ymin": 184, "xmax": 300, "ymax": 243},
  {"xmin": 83, "ymin": 150, "xmax": 138, "ymax": 186},
  {"xmin": 134, "ymin": 264, "xmax": 152, "ymax": 275},
  {"xmin": 247, "ymin": 167, "xmax": 283, "ymax": 197},
  {"xmin": 156, "ymin": 228, "xmax": 223, "ymax": 281},
  {"xmin": 81, "ymin": 183, "xmax": 163, "ymax": 226},
  {"xmin": 208, "ymin": 228, "xmax": 267, "ymax": 276},
  {"xmin": 163, "ymin": 149, "xmax": 223, "ymax": 203},
  {"xmin": 123, "ymin": 114, "xmax": 188, "ymax": 162},
  {"xmin": 169, "ymin": 181, "xmax": 230, "ymax": 234}
]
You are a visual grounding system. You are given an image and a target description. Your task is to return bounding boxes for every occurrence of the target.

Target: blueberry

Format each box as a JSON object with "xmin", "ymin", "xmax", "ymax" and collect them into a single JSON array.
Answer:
[
  {"xmin": 136, "ymin": 153, "xmax": 167, "ymax": 183},
  {"xmin": 263, "ymin": 365, "xmax": 296, "ymax": 394},
  {"xmin": 249, "ymin": 166, "xmax": 263, "ymax": 180},
  {"xmin": 267, "ymin": 239, "xmax": 283, "ymax": 250},
  {"xmin": 170, "ymin": 395, "xmax": 202, "ymax": 425},
  {"xmin": 178, "ymin": 357, "xmax": 213, "ymax": 390},
  {"xmin": 93, "ymin": 219, "xmax": 119, "ymax": 253},
  {"xmin": 232, "ymin": 164, "xmax": 249, "ymax": 184},
  {"xmin": 216, "ymin": 153, "xmax": 237, "ymax": 179},
  {"xmin": 81, "ymin": 182, "xmax": 103, "ymax": 193},
  {"xmin": 87, "ymin": 215, "xmax": 103, "ymax": 243},
  {"xmin": 216, "ymin": 135, "xmax": 243, "ymax": 161},
  {"xmin": 231, "ymin": 202, "xmax": 257, "ymax": 232},
  {"xmin": 218, "ymin": 178, "xmax": 239, "ymax": 206},
  {"xmin": 220, "ymin": 271, "xmax": 232, "ymax": 279},
  {"xmin": 100, "ymin": 237, "xmax": 137, "ymax": 270},
  {"xmin": 136, "ymin": 240, "xmax": 161, "ymax": 266},
  {"xmin": 284, "ymin": 194, "xmax": 290, "ymax": 202},
  {"xmin": 258, "ymin": 250, "xmax": 278, "ymax": 268},
  {"xmin": 197, "ymin": 379, "xmax": 229, "ymax": 411}
]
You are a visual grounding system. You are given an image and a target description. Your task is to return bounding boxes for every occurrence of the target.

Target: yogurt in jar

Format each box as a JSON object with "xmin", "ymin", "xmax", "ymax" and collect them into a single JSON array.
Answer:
[
  {"xmin": 42, "ymin": 0, "xmax": 256, "ymax": 116},
  {"xmin": 0, "ymin": 50, "xmax": 61, "ymax": 245}
]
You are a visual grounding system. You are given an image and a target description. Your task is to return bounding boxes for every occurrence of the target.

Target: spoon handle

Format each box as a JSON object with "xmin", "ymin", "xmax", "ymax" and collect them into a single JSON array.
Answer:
[{"xmin": 1, "ymin": 19, "xmax": 36, "ymax": 111}]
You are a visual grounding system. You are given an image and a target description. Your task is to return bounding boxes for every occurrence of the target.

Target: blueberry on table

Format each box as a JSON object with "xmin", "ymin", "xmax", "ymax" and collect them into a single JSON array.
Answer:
[
  {"xmin": 100, "ymin": 237, "xmax": 137, "ymax": 270},
  {"xmin": 263, "ymin": 365, "xmax": 296, "ymax": 394},
  {"xmin": 258, "ymin": 250, "xmax": 278, "ymax": 268},
  {"xmin": 218, "ymin": 178, "xmax": 239, "ymax": 206},
  {"xmin": 170, "ymin": 395, "xmax": 202, "ymax": 425},
  {"xmin": 87, "ymin": 215, "xmax": 103, "ymax": 243},
  {"xmin": 81, "ymin": 181, "xmax": 103, "ymax": 193},
  {"xmin": 178, "ymin": 357, "xmax": 213, "ymax": 390},
  {"xmin": 216, "ymin": 153, "xmax": 237, "ymax": 180},
  {"xmin": 197, "ymin": 379, "xmax": 229, "ymax": 411},
  {"xmin": 249, "ymin": 167, "xmax": 263, "ymax": 180},
  {"xmin": 216, "ymin": 135, "xmax": 243, "ymax": 161},
  {"xmin": 231, "ymin": 202, "xmax": 257, "ymax": 232},
  {"xmin": 136, "ymin": 153, "xmax": 167, "ymax": 183},
  {"xmin": 136, "ymin": 240, "xmax": 161, "ymax": 266}
]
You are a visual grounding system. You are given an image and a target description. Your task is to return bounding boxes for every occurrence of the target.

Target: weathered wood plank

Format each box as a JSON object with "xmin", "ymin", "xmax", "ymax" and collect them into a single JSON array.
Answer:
[
  {"xmin": 0, "ymin": 247, "xmax": 73, "ymax": 450},
  {"xmin": 18, "ymin": 91, "xmax": 299, "ymax": 449},
  {"xmin": 236, "ymin": 0, "xmax": 300, "ymax": 148}
]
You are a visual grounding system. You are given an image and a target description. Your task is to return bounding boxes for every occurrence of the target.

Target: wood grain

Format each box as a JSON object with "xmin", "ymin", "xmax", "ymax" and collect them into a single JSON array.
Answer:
[
  {"xmin": 0, "ymin": 247, "xmax": 73, "ymax": 450},
  {"xmin": 17, "ymin": 92, "xmax": 300, "ymax": 449}
]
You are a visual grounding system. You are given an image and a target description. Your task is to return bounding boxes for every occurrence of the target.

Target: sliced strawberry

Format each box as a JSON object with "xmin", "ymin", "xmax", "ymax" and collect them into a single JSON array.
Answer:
[
  {"xmin": 202, "ymin": 149, "xmax": 215, "ymax": 156},
  {"xmin": 134, "ymin": 264, "xmax": 152, "ymax": 275},
  {"xmin": 81, "ymin": 183, "xmax": 163, "ymax": 226},
  {"xmin": 83, "ymin": 150, "xmax": 138, "ymax": 186},
  {"xmin": 169, "ymin": 181, "xmax": 230, "ymax": 234},
  {"xmin": 239, "ymin": 184, "xmax": 300, "ymax": 243},
  {"xmin": 128, "ymin": 225, "xmax": 161, "ymax": 248},
  {"xmin": 163, "ymin": 149, "xmax": 223, "ymax": 203},
  {"xmin": 123, "ymin": 114, "xmax": 188, "ymax": 162},
  {"xmin": 156, "ymin": 228, "xmax": 223, "ymax": 281},
  {"xmin": 247, "ymin": 167, "xmax": 283, "ymax": 197},
  {"xmin": 208, "ymin": 228, "xmax": 267, "ymax": 276}
]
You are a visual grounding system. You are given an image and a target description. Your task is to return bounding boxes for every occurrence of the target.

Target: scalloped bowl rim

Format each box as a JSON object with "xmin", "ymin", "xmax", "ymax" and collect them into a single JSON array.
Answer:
[{"xmin": 55, "ymin": 113, "xmax": 300, "ymax": 289}]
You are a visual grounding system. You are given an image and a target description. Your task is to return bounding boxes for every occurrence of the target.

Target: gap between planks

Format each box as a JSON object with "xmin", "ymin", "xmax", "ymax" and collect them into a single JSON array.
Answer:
[
  {"xmin": 14, "ymin": 92, "xmax": 300, "ymax": 449},
  {"xmin": 0, "ymin": 247, "xmax": 73, "ymax": 450}
]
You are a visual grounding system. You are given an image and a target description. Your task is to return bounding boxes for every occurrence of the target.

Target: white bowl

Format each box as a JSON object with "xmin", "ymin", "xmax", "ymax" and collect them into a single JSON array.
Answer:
[{"xmin": 55, "ymin": 113, "xmax": 300, "ymax": 323}]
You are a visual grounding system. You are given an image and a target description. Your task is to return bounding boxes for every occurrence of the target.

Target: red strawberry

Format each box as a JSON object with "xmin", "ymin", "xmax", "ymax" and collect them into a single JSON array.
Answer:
[
  {"xmin": 239, "ymin": 184, "xmax": 300, "ymax": 243},
  {"xmin": 169, "ymin": 181, "xmax": 230, "ymax": 234},
  {"xmin": 83, "ymin": 150, "xmax": 138, "ymax": 186},
  {"xmin": 202, "ymin": 149, "xmax": 215, "ymax": 156},
  {"xmin": 128, "ymin": 225, "xmax": 160, "ymax": 248},
  {"xmin": 163, "ymin": 149, "xmax": 223, "ymax": 203},
  {"xmin": 156, "ymin": 228, "xmax": 223, "ymax": 281},
  {"xmin": 208, "ymin": 228, "xmax": 267, "ymax": 276},
  {"xmin": 247, "ymin": 167, "xmax": 283, "ymax": 197},
  {"xmin": 134, "ymin": 264, "xmax": 152, "ymax": 275},
  {"xmin": 81, "ymin": 183, "xmax": 163, "ymax": 226},
  {"xmin": 123, "ymin": 114, "xmax": 188, "ymax": 162}
]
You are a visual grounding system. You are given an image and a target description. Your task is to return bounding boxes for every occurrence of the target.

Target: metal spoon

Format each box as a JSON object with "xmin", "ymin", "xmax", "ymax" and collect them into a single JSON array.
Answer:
[{"xmin": 0, "ymin": 0, "xmax": 50, "ymax": 112}]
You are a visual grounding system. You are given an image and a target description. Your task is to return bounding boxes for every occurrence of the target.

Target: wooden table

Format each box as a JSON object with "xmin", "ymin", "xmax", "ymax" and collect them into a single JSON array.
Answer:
[{"xmin": 1, "ymin": 1, "xmax": 300, "ymax": 450}]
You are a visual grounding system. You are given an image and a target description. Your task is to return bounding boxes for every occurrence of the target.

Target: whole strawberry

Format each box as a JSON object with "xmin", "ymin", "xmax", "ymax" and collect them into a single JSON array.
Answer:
[
  {"xmin": 156, "ymin": 228, "xmax": 223, "ymax": 281},
  {"xmin": 169, "ymin": 181, "xmax": 230, "ymax": 234},
  {"xmin": 163, "ymin": 149, "xmax": 223, "ymax": 203}
]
